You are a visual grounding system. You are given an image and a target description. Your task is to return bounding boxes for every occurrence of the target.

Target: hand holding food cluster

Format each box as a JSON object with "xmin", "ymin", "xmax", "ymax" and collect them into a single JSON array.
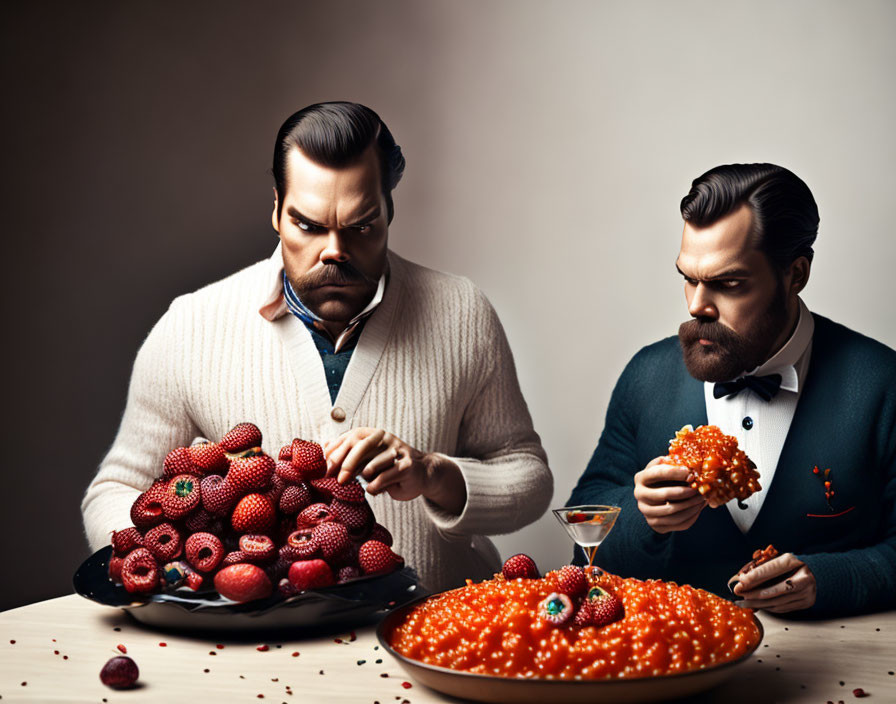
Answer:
[
  {"xmin": 388, "ymin": 555, "xmax": 761, "ymax": 680},
  {"xmin": 107, "ymin": 423, "xmax": 404, "ymax": 602}
]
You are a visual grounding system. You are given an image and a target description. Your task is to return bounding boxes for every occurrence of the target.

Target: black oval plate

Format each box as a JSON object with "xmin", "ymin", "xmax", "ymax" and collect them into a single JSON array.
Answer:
[{"xmin": 74, "ymin": 546, "xmax": 423, "ymax": 633}]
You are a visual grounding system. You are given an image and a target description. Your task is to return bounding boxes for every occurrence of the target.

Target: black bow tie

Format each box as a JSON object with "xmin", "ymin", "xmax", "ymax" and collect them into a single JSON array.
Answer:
[{"xmin": 713, "ymin": 373, "xmax": 783, "ymax": 402}]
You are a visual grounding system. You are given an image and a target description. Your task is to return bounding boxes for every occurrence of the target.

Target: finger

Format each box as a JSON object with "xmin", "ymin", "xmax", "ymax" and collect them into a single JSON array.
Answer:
[
  {"xmin": 645, "ymin": 464, "xmax": 693, "ymax": 484},
  {"xmin": 737, "ymin": 567, "xmax": 811, "ymax": 600},
  {"xmin": 325, "ymin": 431, "xmax": 363, "ymax": 471},
  {"xmin": 644, "ymin": 485, "xmax": 700, "ymax": 504},
  {"xmin": 361, "ymin": 447, "xmax": 399, "ymax": 477},
  {"xmin": 323, "ymin": 431, "xmax": 355, "ymax": 460},
  {"xmin": 365, "ymin": 464, "xmax": 404, "ymax": 495},
  {"xmin": 736, "ymin": 554, "xmax": 804, "ymax": 591},
  {"xmin": 640, "ymin": 494, "xmax": 706, "ymax": 518},
  {"xmin": 338, "ymin": 430, "xmax": 387, "ymax": 482},
  {"xmin": 648, "ymin": 499, "xmax": 706, "ymax": 528},
  {"xmin": 737, "ymin": 593, "xmax": 808, "ymax": 612}
]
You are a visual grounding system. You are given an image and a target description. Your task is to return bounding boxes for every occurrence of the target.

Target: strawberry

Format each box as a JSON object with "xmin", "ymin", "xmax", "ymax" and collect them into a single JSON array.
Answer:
[
  {"xmin": 587, "ymin": 586, "xmax": 625, "ymax": 627},
  {"xmin": 221, "ymin": 423, "xmax": 263, "ymax": 454},
  {"xmin": 221, "ymin": 550, "xmax": 248, "ymax": 568},
  {"xmin": 214, "ymin": 563, "xmax": 272, "ymax": 603},
  {"xmin": 358, "ymin": 540, "xmax": 404, "ymax": 575},
  {"xmin": 121, "ymin": 548, "xmax": 159, "ymax": 594},
  {"xmin": 502, "ymin": 554, "xmax": 539, "ymax": 580},
  {"xmin": 310, "ymin": 477, "xmax": 339, "ymax": 501},
  {"xmin": 333, "ymin": 479, "xmax": 366, "ymax": 504},
  {"xmin": 312, "ymin": 522, "xmax": 351, "ymax": 562},
  {"xmin": 227, "ymin": 455, "xmax": 275, "ymax": 492},
  {"xmin": 275, "ymin": 459, "xmax": 302, "ymax": 484},
  {"xmin": 290, "ymin": 439, "xmax": 326, "ymax": 480},
  {"xmin": 231, "ymin": 493, "xmax": 275, "ymax": 533},
  {"xmin": 129, "ymin": 482, "xmax": 167, "ymax": 530},
  {"xmin": 184, "ymin": 507, "xmax": 213, "ymax": 533},
  {"xmin": 278, "ymin": 445, "xmax": 292, "ymax": 461},
  {"xmin": 369, "ymin": 523, "xmax": 393, "ymax": 547},
  {"xmin": 163, "ymin": 447, "xmax": 197, "ymax": 477},
  {"xmin": 573, "ymin": 600, "xmax": 594, "ymax": 628},
  {"xmin": 330, "ymin": 499, "xmax": 373, "ymax": 535},
  {"xmin": 283, "ymin": 529, "xmax": 319, "ymax": 560},
  {"xmin": 264, "ymin": 557, "xmax": 292, "ymax": 584},
  {"xmin": 143, "ymin": 522, "xmax": 183, "ymax": 562},
  {"xmin": 200, "ymin": 475, "xmax": 238, "ymax": 516},
  {"xmin": 557, "ymin": 565, "xmax": 588, "ymax": 598},
  {"xmin": 238, "ymin": 534, "xmax": 276, "ymax": 563},
  {"xmin": 337, "ymin": 565, "xmax": 361, "ymax": 583},
  {"xmin": 184, "ymin": 532, "xmax": 224, "ymax": 573},
  {"xmin": 188, "ymin": 441, "xmax": 227, "ymax": 473},
  {"xmin": 279, "ymin": 483, "xmax": 312, "ymax": 514},
  {"xmin": 110, "ymin": 527, "xmax": 143, "ymax": 556},
  {"xmin": 162, "ymin": 474, "xmax": 201, "ymax": 520},
  {"xmin": 288, "ymin": 559, "xmax": 335, "ymax": 591},
  {"xmin": 296, "ymin": 502, "xmax": 335, "ymax": 528}
]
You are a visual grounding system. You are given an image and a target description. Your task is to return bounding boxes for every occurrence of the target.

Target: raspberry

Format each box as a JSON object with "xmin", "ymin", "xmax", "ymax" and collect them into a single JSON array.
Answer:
[
  {"xmin": 290, "ymin": 439, "xmax": 326, "ymax": 480},
  {"xmin": 231, "ymin": 493, "xmax": 276, "ymax": 533},
  {"xmin": 185, "ymin": 508, "xmax": 213, "ymax": 533},
  {"xmin": 310, "ymin": 477, "xmax": 340, "ymax": 501},
  {"xmin": 296, "ymin": 502, "xmax": 335, "ymax": 528},
  {"xmin": 312, "ymin": 522, "xmax": 351, "ymax": 562},
  {"xmin": 184, "ymin": 571, "xmax": 204, "ymax": 590},
  {"xmin": 162, "ymin": 474, "xmax": 201, "ymax": 520},
  {"xmin": 163, "ymin": 447, "xmax": 197, "ymax": 477},
  {"xmin": 185, "ymin": 532, "xmax": 224, "ymax": 573},
  {"xmin": 288, "ymin": 559, "xmax": 335, "ymax": 591},
  {"xmin": 502, "ymin": 554, "xmax": 539, "ymax": 580},
  {"xmin": 227, "ymin": 455, "xmax": 275, "ymax": 492},
  {"xmin": 188, "ymin": 441, "xmax": 227, "ymax": 473},
  {"xmin": 121, "ymin": 548, "xmax": 159, "ymax": 594},
  {"xmin": 573, "ymin": 601, "xmax": 594, "ymax": 628},
  {"xmin": 264, "ymin": 556, "xmax": 292, "ymax": 583},
  {"xmin": 129, "ymin": 483, "xmax": 167, "ymax": 530},
  {"xmin": 143, "ymin": 522, "xmax": 183, "ymax": 562},
  {"xmin": 279, "ymin": 484, "xmax": 312, "ymax": 514},
  {"xmin": 221, "ymin": 550, "xmax": 248, "ymax": 568},
  {"xmin": 278, "ymin": 444, "xmax": 292, "ymax": 461},
  {"xmin": 587, "ymin": 586, "xmax": 625, "ymax": 627},
  {"xmin": 238, "ymin": 534, "xmax": 276, "ymax": 563},
  {"xmin": 557, "ymin": 565, "xmax": 588, "ymax": 597},
  {"xmin": 100, "ymin": 656, "xmax": 139, "ymax": 689},
  {"xmin": 214, "ymin": 563, "xmax": 272, "ymax": 603},
  {"xmin": 221, "ymin": 423, "xmax": 263, "ymax": 454},
  {"xmin": 330, "ymin": 499, "xmax": 373, "ymax": 535},
  {"xmin": 337, "ymin": 565, "xmax": 361, "ymax": 583},
  {"xmin": 358, "ymin": 540, "xmax": 404, "ymax": 575},
  {"xmin": 200, "ymin": 475, "xmax": 238, "ymax": 516},
  {"xmin": 283, "ymin": 530, "xmax": 319, "ymax": 560},
  {"xmin": 333, "ymin": 479, "xmax": 366, "ymax": 504},
  {"xmin": 108, "ymin": 555, "xmax": 125, "ymax": 583},
  {"xmin": 369, "ymin": 523, "xmax": 393, "ymax": 547},
  {"xmin": 110, "ymin": 527, "xmax": 143, "ymax": 556},
  {"xmin": 275, "ymin": 459, "xmax": 303, "ymax": 484},
  {"xmin": 539, "ymin": 592, "xmax": 574, "ymax": 626}
]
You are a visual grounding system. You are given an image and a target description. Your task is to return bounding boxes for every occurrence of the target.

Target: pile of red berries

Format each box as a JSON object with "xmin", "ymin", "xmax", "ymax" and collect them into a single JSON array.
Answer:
[{"xmin": 108, "ymin": 422, "xmax": 404, "ymax": 603}]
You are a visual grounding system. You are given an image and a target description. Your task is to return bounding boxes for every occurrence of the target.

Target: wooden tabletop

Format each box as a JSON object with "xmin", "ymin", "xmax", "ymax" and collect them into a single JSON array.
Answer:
[{"xmin": 1, "ymin": 594, "xmax": 893, "ymax": 703}]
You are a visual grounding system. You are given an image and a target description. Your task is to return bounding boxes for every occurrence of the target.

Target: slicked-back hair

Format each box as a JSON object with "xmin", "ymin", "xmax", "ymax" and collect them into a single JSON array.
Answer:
[
  {"xmin": 272, "ymin": 102, "xmax": 405, "ymax": 223},
  {"xmin": 680, "ymin": 163, "xmax": 819, "ymax": 270}
]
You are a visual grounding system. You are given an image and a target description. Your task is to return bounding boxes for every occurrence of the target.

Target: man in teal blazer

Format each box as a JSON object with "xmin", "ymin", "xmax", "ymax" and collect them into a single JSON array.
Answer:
[{"xmin": 568, "ymin": 164, "xmax": 896, "ymax": 615}]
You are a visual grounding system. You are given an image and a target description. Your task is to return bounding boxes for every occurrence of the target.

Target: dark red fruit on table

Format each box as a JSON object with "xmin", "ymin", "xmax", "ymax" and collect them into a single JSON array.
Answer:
[
  {"xmin": 200, "ymin": 474, "xmax": 238, "ymax": 516},
  {"xmin": 143, "ymin": 522, "xmax": 184, "ymax": 562},
  {"xmin": 502, "ymin": 553, "xmax": 539, "ymax": 580},
  {"xmin": 239, "ymin": 533, "xmax": 276, "ymax": 563},
  {"xmin": 332, "ymin": 479, "xmax": 366, "ymax": 504},
  {"xmin": 228, "ymin": 455, "xmax": 275, "ymax": 492},
  {"xmin": 221, "ymin": 422, "xmax": 263, "ymax": 453},
  {"xmin": 121, "ymin": 548, "xmax": 159, "ymax": 594},
  {"xmin": 312, "ymin": 522, "xmax": 351, "ymax": 561},
  {"xmin": 110, "ymin": 527, "xmax": 143, "ymax": 556},
  {"xmin": 288, "ymin": 559, "xmax": 335, "ymax": 590},
  {"xmin": 214, "ymin": 563, "xmax": 272, "ymax": 603},
  {"xmin": 310, "ymin": 477, "xmax": 340, "ymax": 500},
  {"xmin": 162, "ymin": 474, "xmax": 201, "ymax": 520},
  {"xmin": 188, "ymin": 441, "xmax": 228, "ymax": 473},
  {"xmin": 185, "ymin": 532, "xmax": 225, "ymax": 573},
  {"xmin": 557, "ymin": 565, "xmax": 588, "ymax": 597},
  {"xmin": 296, "ymin": 502, "xmax": 334, "ymax": 528},
  {"xmin": 163, "ymin": 446, "xmax": 197, "ymax": 477},
  {"xmin": 231, "ymin": 493, "xmax": 275, "ymax": 533},
  {"xmin": 290, "ymin": 439, "xmax": 327, "ymax": 480},
  {"xmin": 358, "ymin": 540, "xmax": 404, "ymax": 575},
  {"xmin": 100, "ymin": 656, "xmax": 139, "ymax": 689},
  {"xmin": 129, "ymin": 483, "xmax": 167, "ymax": 530},
  {"xmin": 279, "ymin": 483, "xmax": 313, "ymax": 514}
]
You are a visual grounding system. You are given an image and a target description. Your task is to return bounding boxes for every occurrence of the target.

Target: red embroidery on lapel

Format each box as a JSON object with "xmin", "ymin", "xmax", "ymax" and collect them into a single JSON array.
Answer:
[
  {"xmin": 811, "ymin": 465, "xmax": 836, "ymax": 510},
  {"xmin": 806, "ymin": 506, "xmax": 856, "ymax": 519}
]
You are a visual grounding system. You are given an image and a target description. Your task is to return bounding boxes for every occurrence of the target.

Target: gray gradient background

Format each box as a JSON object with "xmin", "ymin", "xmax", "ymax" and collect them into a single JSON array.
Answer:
[{"xmin": 2, "ymin": 0, "xmax": 894, "ymax": 612}]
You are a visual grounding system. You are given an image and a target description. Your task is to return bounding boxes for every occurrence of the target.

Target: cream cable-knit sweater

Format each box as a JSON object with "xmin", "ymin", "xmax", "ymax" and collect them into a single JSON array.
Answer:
[{"xmin": 82, "ymin": 247, "xmax": 553, "ymax": 592}]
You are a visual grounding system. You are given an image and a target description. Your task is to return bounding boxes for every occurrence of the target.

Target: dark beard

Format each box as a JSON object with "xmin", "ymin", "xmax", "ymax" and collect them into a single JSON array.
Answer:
[
  {"xmin": 678, "ymin": 287, "xmax": 790, "ymax": 383},
  {"xmin": 288, "ymin": 261, "xmax": 378, "ymax": 323}
]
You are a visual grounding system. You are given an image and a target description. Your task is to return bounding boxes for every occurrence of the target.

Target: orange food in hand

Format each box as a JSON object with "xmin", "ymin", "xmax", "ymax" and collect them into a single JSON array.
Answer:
[
  {"xmin": 388, "ymin": 570, "xmax": 760, "ymax": 680},
  {"xmin": 667, "ymin": 425, "xmax": 761, "ymax": 509}
]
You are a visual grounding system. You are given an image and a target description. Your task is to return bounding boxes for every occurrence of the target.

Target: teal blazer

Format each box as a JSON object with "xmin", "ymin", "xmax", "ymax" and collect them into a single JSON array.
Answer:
[{"xmin": 568, "ymin": 315, "xmax": 896, "ymax": 615}]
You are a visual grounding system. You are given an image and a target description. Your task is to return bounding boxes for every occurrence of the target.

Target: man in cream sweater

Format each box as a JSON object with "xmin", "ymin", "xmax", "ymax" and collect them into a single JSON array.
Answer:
[{"xmin": 82, "ymin": 102, "xmax": 552, "ymax": 593}]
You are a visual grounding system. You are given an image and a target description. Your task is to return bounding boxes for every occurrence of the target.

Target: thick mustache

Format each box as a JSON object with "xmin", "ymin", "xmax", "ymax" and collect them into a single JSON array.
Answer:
[
  {"xmin": 678, "ymin": 319, "xmax": 740, "ymax": 345},
  {"xmin": 301, "ymin": 262, "xmax": 376, "ymax": 287}
]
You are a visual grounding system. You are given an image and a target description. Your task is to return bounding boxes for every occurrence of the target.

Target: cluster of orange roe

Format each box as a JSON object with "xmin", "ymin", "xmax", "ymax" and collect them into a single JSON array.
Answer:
[{"xmin": 388, "ymin": 571, "xmax": 760, "ymax": 680}]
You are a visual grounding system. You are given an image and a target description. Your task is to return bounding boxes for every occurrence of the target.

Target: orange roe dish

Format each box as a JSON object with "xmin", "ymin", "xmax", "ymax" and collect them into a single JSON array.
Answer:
[{"xmin": 387, "ymin": 570, "xmax": 761, "ymax": 680}]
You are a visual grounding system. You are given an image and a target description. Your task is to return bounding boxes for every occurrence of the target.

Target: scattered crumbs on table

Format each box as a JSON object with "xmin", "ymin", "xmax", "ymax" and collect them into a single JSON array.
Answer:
[
  {"xmin": 375, "ymin": 659, "xmax": 382, "ymax": 664},
  {"xmin": 840, "ymin": 625, "xmax": 846, "ymax": 629},
  {"xmin": 276, "ymin": 644, "xmax": 282, "ymax": 649},
  {"xmin": 117, "ymin": 644, "xmax": 127, "ymax": 653},
  {"xmin": 257, "ymin": 695, "xmax": 264, "ymax": 699},
  {"xmin": 875, "ymin": 628, "xmax": 880, "ymax": 632},
  {"xmin": 272, "ymin": 677, "xmax": 278, "ymax": 682},
  {"xmin": 374, "ymin": 646, "xmax": 379, "ymax": 650},
  {"xmin": 775, "ymin": 654, "xmax": 781, "ymax": 658},
  {"xmin": 21, "ymin": 683, "xmax": 26, "ymax": 687},
  {"xmin": 763, "ymin": 644, "xmax": 769, "ymax": 648},
  {"xmin": 853, "ymin": 688, "xmax": 868, "ymax": 698},
  {"xmin": 357, "ymin": 660, "xmax": 366, "ymax": 665},
  {"xmin": 240, "ymin": 675, "xmax": 246, "ymax": 679},
  {"xmin": 52, "ymin": 638, "xmax": 56, "ymax": 642},
  {"xmin": 54, "ymin": 650, "xmax": 60, "ymax": 655},
  {"xmin": 319, "ymin": 670, "xmax": 325, "ymax": 675},
  {"xmin": 784, "ymin": 627, "xmax": 789, "ymax": 631},
  {"xmin": 203, "ymin": 669, "xmax": 210, "ymax": 673},
  {"xmin": 775, "ymin": 667, "xmax": 780, "ymax": 671},
  {"xmin": 349, "ymin": 631, "xmax": 357, "ymax": 642},
  {"xmin": 159, "ymin": 642, "xmax": 167, "ymax": 647},
  {"xmin": 257, "ymin": 644, "xmax": 270, "ymax": 652},
  {"xmin": 63, "ymin": 655, "xmax": 68, "ymax": 660},
  {"xmin": 840, "ymin": 681, "xmax": 846, "ymax": 686},
  {"xmin": 209, "ymin": 651, "xmax": 217, "ymax": 656},
  {"xmin": 291, "ymin": 652, "xmax": 300, "ymax": 657},
  {"xmin": 401, "ymin": 682, "xmax": 412, "ymax": 689},
  {"xmin": 888, "ymin": 671, "xmax": 894, "ymax": 675},
  {"xmin": 757, "ymin": 659, "xmax": 763, "ymax": 664},
  {"xmin": 9, "ymin": 641, "xmax": 15, "ymax": 644},
  {"xmin": 380, "ymin": 673, "xmax": 389, "ymax": 678},
  {"xmin": 113, "ymin": 627, "xmax": 121, "ymax": 632},
  {"xmin": 334, "ymin": 638, "xmax": 343, "ymax": 644}
]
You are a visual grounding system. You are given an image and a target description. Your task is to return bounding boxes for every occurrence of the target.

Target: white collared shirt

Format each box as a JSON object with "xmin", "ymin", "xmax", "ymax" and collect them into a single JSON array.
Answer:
[{"xmin": 704, "ymin": 297, "xmax": 815, "ymax": 533}]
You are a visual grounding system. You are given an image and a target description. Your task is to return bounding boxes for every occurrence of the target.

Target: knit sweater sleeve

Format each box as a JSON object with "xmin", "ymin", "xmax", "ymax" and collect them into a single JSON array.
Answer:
[
  {"xmin": 81, "ymin": 297, "xmax": 201, "ymax": 551},
  {"xmin": 565, "ymin": 348, "xmax": 673, "ymax": 571},
  {"xmin": 423, "ymin": 287, "xmax": 553, "ymax": 536}
]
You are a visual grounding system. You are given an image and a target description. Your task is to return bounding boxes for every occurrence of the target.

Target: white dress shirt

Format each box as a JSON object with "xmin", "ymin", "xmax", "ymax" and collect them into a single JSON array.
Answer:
[{"xmin": 704, "ymin": 297, "xmax": 815, "ymax": 533}]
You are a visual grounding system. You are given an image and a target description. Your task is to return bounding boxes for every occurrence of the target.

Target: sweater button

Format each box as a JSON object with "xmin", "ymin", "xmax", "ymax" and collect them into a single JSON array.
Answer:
[
  {"xmin": 331, "ymin": 407, "xmax": 346, "ymax": 422},
  {"xmin": 742, "ymin": 416, "xmax": 753, "ymax": 430}
]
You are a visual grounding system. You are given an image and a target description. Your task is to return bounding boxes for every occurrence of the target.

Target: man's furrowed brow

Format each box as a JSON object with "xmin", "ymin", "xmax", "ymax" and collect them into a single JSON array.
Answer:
[
  {"xmin": 286, "ymin": 206, "xmax": 325, "ymax": 227},
  {"xmin": 676, "ymin": 263, "xmax": 751, "ymax": 280},
  {"xmin": 344, "ymin": 206, "xmax": 381, "ymax": 227}
]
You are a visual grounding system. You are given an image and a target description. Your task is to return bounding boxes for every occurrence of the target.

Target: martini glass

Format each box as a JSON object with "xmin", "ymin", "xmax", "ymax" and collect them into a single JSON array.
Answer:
[{"xmin": 552, "ymin": 505, "xmax": 621, "ymax": 575}]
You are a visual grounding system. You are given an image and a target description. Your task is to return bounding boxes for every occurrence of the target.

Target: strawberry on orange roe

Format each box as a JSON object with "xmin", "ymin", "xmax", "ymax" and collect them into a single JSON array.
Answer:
[{"xmin": 388, "ymin": 571, "xmax": 760, "ymax": 680}]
